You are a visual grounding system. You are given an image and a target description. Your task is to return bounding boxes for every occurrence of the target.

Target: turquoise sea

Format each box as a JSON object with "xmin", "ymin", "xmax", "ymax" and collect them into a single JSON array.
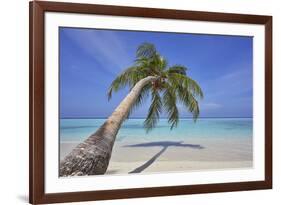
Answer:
[{"xmin": 60, "ymin": 118, "xmax": 253, "ymax": 143}]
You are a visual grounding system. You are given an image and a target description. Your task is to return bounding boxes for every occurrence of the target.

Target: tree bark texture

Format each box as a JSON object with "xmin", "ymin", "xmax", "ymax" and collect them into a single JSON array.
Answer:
[{"xmin": 59, "ymin": 76, "xmax": 158, "ymax": 176}]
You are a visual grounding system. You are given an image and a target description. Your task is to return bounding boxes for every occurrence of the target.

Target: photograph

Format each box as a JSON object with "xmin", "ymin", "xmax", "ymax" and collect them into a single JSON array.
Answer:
[
  {"xmin": 28, "ymin": 2, "xmax": 272, "ymax": 203},
  {"xmin": 59, "ymin": 27, "xmax": 253, "ymax": 177}
]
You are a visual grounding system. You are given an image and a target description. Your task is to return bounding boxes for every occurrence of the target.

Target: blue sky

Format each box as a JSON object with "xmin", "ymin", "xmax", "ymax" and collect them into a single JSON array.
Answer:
[{"xmin": 59, "ymin": 27, "xmax": 253, "ymax": 118}]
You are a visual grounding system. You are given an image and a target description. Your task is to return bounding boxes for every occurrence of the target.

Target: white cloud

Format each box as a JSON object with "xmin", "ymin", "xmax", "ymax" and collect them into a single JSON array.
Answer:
[
  {"xmin": 200, "ymin": 102, "xmax": 222, "ymax": 110},
  {"xmin": 63, "ymin": 28, "xmax": 131, "ymax": 75},
  {"xmin": 201, "ymin": 64, "xmax": 253, "ymax": 101}
]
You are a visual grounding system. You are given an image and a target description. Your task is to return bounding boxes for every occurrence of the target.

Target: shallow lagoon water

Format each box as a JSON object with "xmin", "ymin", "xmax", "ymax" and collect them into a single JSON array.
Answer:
[{"xmin": 60, "ymin": 118, "xmax": 253, "ymax": 143}]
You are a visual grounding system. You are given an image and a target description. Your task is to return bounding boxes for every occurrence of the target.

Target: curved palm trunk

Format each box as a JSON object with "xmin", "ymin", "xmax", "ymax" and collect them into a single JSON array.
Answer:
[{"xmin": 60, "ymin": 76, "xmax": 158, "ymax": 176}]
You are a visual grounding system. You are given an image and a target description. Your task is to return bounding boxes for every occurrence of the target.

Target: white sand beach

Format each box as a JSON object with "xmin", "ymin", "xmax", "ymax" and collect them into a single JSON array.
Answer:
[{"xmin": 60, "ymin": 137, "xmax": 253, "ymax": 175}]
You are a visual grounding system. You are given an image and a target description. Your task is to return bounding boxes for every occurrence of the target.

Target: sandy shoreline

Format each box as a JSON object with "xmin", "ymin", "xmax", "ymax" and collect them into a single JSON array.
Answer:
[{"xmin": 60, "ymin": 137, "xmax": 253, "ymax": 174}]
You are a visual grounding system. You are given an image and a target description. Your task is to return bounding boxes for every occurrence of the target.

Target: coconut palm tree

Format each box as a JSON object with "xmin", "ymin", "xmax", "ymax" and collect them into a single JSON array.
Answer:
[{"xmin": 60, "ymin": 42, "xmax": 203, "ymax": 176}]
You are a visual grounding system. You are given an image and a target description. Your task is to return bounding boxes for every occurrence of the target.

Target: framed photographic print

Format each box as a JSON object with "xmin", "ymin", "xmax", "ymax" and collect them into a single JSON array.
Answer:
[{"xmin": 29, "ymin": 1, "xmax": 272, "ymax": 204}]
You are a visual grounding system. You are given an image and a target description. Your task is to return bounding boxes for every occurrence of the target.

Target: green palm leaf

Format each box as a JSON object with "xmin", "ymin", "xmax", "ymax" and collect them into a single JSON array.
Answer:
[
  {"xmin": 168, "ymin": 72, "xmax": 203, "ymax": 99},
  {"xmin": 163, "ymin": 84, "xmax": 179, "ymax": 129},
  {"xmin": 107, "ymin": 66, "xmax": 148, "ymax": 100},
  {"xmin": 108, "ymin": 42, "xmax": 204, "ymax": 131},
  {"xmin": 144, "ymin": 89, "xmax": 162, "ymax": 132},
  {"xmin": 167, "ymin": 65, "xmax": 187, "ymax": 75},
  {"xmin": 136, "ymin": 42, "xmax": 157, "ymax": 59},
  {"xmin": 178, "ymin": 86, "xmax": 200, "ymax": 120}
]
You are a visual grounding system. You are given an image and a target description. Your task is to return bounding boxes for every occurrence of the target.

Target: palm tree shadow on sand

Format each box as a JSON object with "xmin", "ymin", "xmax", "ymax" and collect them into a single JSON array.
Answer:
[{"xmin": 123, "ymin": 141, "xmax": 204, "ymax": 174}]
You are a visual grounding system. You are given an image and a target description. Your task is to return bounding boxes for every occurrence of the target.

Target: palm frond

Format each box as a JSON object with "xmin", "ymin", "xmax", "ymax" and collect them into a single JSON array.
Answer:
[
  {"xmin": 183, "ymin": 76, "xmax": 203, "ymax": 99},
  {"xmin": 158, "ymin": 56, "xmax": 168, "ymax": 71},
  {"xmin": 107, "ymin": 66, "xmax": 146, "ymax": 100},
  {"xmin": 166, "ymin": 72, "xmax": 202, "ymax": 120},
  {"xmin": 167, "ymin": 65, "xmax": 187, "ymax": 75},
  {"xmin": 177, "ymin": 84, "xmax": 200, "ymax": 120},
  {"xmin": 135, "ymin": 55, "xmax": 166, "ymax": 76},
  {"xmin": 144, "ymin": 89, "xmax": 162, "ymax": 132},
  {"xmin": 168, "ymin": 73, "xmax": 203, "ymax": 99},
  {"xmin": 162, "ymin": 84, "xmax": 179, "ymax": 129},
  {"xmin": 107, "ymin": 42, "xmax": 203, "ymax": 132},
  {"xmin": 136, "ymin": 42, "xmax": 157, "ymax": 59}
]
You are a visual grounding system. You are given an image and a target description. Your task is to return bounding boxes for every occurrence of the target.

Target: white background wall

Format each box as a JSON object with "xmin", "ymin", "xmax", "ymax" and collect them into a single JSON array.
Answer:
[{"xmin": 0, "ymin": 0, "xmax": 279, "ymax": 204}]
